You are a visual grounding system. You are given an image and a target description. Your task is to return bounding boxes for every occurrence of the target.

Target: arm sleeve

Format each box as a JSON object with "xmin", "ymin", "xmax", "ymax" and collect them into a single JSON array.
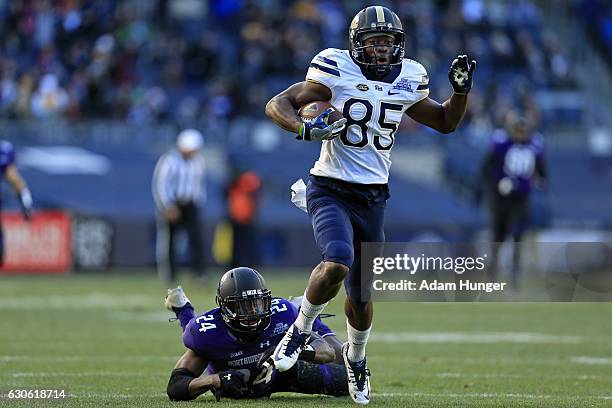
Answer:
[{"xmin": 305, "ymin": 49, "xmax": 342, "ymax": 90}]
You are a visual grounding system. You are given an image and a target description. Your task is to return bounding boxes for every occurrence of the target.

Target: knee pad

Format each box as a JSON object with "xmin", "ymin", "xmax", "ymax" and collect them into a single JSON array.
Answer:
[{"xmin": 324, "ymin": 240, "xmax": 354, "ymax": 267}]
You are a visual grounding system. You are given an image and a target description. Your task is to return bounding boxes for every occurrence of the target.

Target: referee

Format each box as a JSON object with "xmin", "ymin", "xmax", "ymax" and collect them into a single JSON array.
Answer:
[{"xmin": 153, "ymin": 129, "xmax": 207, "ymax": 284}]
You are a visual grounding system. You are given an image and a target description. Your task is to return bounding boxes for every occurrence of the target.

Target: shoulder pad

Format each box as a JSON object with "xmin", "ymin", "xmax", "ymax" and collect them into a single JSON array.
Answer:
[{"xmin": 403, "ymin": 58, "xmax": 427, "ymax": 74}]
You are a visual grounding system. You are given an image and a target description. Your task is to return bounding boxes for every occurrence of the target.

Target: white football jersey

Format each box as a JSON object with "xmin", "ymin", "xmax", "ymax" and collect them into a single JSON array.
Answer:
[{"xmin": 305, "ymin": 48, "xmax": 429, "ymax": 184}]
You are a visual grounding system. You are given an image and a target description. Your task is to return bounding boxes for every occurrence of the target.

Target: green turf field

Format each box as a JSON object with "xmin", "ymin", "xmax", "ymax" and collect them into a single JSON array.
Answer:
[{"xmin": 1, "ymin": 270, "xmax": 612, "ymax": 407}]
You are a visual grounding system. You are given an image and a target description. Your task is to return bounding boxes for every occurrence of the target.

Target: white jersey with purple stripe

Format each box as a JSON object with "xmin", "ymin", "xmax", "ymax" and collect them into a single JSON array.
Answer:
[{"xmin": 306, "ymin": 48, "xmax": 430, "ymax": 184}]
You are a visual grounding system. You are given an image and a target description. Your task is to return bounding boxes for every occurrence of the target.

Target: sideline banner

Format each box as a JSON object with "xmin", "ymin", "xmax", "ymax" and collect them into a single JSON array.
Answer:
[{"xmin": 0, "ymin": 211, "xmax": 72, "ymax": 273}]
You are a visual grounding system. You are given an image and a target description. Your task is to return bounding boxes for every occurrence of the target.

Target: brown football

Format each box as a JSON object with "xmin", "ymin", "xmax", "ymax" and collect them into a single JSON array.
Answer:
[{"xmin": 298, "ymin": 101, "xmax": 343, "ymax": 124}]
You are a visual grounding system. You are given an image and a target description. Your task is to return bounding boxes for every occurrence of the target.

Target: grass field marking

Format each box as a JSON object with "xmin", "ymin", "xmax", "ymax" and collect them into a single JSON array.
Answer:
[
  {"xmin": 429, "ymin": 372, "xmax": 612, "ymax": 381},
  {"xmin": 374, "ymin": 392, "xmax": 612, "ymax": 400},
  {"xmin": 0, "ymin": 293, "xmax": 157, "ymax": 309},
  {"xmin": 370, "ymin": 331, "xmax": 582, "ymax": 344},
  {"xmin": 571, "ymin": 356, "xmax": 612, "ymax": 365},
  {"xmin": 7, "ymin": 371, "xmax": 158, "ymax": 378},
  {"xmin": 0, "ymin": 355, "xmax": 177, "ymax": 363},
  {"xmin": 111, "ymin": 311, "xmax": 173, "ymax": 322}
]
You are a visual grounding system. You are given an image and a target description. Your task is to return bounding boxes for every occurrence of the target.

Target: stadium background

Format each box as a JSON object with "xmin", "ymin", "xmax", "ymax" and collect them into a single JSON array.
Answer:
[
  {"xmin": 1, "ymin": 0, "xmax": 611, "ymax": 270},
  {"xmin": 1, "ymin": 0, "xmax": 612, "ymax": 406}
]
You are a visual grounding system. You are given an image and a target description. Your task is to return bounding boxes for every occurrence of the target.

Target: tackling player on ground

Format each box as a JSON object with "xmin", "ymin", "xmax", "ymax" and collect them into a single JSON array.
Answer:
[
  {"xmin": 164, "ymin": 267, "xmax": 348, "ymax": 401},
  {"xmin": 265, "ymin": 6, "xmax": 475, "ymax": 404}
]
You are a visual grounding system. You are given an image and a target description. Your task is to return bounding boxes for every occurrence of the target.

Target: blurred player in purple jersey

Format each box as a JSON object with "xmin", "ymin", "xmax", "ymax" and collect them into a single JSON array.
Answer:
[
  {"xmin": 0, "ymin": 141, "xmax": 33, "ymax": 265},
  {"xmin": 164, "ymin": 267, "xmax": 347, "ymax": 401},
  {"xmin": 480, "ymin": 113, "xmax": 547, "ymax": 287}
]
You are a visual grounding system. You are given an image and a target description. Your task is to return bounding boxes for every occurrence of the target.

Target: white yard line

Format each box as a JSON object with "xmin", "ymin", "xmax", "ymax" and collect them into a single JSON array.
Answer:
[
  {"xmin": 374, "ymin": 392, "xmax": 612, "ymax": 400},
  {"xmin": 7, "ymin": 371, "xmax": 158, "ymax": 378},
  {"xmin": 0, "ymin": 355, "xmax": 177, "ymax": 363},
  {"xmin": 571, "ymin": 356, "xmax": 612, "ymax": 365},
  {"xmin": 370, "ymin": 331, "xmax": 582, "ymax": 344},
  {"xmin": 0, "ymin": 293, "xmax": 157, "ymax": 309}
]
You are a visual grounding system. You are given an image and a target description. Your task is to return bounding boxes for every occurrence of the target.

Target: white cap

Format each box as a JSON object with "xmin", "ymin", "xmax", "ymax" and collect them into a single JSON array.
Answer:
[{"xmin": 177, "ymin": 129, "xmax": 203, "ymax": 152}]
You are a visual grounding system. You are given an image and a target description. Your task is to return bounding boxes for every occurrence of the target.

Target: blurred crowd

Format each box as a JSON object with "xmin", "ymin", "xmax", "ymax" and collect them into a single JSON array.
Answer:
[{"xmin": 0, "ymin": 0, "xmax": 579, "ymax": 132}]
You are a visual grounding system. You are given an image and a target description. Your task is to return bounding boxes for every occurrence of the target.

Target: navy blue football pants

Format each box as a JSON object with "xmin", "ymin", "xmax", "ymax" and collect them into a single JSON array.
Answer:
[{"xmin": 306, "ymin": 175, "xmax": 388, "ymax": 304}]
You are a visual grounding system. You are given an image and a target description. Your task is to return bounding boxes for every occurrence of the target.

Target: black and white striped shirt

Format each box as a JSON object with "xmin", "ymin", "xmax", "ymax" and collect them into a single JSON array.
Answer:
[{"xmin": 152, "ymin": 149, "xmax": 206, "ymax": 210}]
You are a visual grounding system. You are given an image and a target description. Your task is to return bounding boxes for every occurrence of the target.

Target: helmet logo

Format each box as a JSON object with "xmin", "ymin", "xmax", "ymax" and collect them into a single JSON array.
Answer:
[
  {"xmin": 350, "ymin": 15, "xmax": 359, "ymax": 30},
  {"xmin": 242, "ymin": 289, "xmax": 263, "ymax": 296}
]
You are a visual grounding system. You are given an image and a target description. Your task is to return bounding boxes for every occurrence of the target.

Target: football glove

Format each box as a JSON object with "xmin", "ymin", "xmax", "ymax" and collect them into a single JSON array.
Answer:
[
  {"xmin": 297, "ymin": 108, "xmax": 347, "ymax": 141},
  {"xmin": 213, "ymin": 369, "xmax": 250, "ymax": 401},
  {"xmin": 448, "ymin": 55, "xmax": 476, "ymax": 95}
]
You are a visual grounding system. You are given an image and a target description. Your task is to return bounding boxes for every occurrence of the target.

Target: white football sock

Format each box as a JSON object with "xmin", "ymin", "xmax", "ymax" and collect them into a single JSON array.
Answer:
[
  {"xmin": 347, "ymin": 320, "xmax": 371, "ymax": 362},
  {"xmin": 294, "ymin": 293, "xmax": 328, "ymax": 333}
]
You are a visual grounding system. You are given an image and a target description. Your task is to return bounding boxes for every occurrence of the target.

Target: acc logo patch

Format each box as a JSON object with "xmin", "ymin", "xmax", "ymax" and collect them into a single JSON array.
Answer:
[{"xmin": 356, "ymin": 83, "xmax": 369, "ymax": 91}]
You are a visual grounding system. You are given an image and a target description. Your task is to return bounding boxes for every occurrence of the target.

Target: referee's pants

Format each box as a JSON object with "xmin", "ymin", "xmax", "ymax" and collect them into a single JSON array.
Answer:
[{"xmin": 156, "ymin": 202, "xmax": 205, "ymax": 283}]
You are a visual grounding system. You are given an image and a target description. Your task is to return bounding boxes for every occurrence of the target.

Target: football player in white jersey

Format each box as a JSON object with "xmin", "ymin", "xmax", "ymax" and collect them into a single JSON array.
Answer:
[{"xmin": 265, "ymin": 6, "xmax": 476, "ymax": 404}]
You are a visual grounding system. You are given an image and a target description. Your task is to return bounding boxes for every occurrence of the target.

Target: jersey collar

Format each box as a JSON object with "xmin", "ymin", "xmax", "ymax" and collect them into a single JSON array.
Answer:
[{"xmin": 356, "ymin": 61, "xmax": 402, "ymax": 84}]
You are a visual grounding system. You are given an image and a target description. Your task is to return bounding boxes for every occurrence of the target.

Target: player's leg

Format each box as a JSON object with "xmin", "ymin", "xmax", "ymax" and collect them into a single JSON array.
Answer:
[
  {"xmin": 341, "ymin": 199, "xmax": 385, "ymax": 404},
  {"xmin": 510, "ymin": 196, "xmax": 529, "ymax": 287},
  {"xmin": 488, "ymin": 195, "xmax": 510, "ymax": 279},
  {"xmin": 273, "ymin": 361, "xmax": 349, "ymax": 396},
  {"xmin": 274, "ymin": 185, "xmax": 355, "ymax": 371},
  {"xmin": 156, "ymin": 215, "xmax": 177, "ymax": 283},
  {"xmin": 183, "ymin": 203, "xmax": 206, "ymax": 281},
  {"xmin": 165, "ymin": 287, "xmax": 194, "ymax": 331}
]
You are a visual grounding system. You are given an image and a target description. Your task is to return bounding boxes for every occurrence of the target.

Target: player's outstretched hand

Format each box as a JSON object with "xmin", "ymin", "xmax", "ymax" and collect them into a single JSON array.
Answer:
[
  {"xmin": 448, "ymin": 55, "xmax": 476, "ymax": 95},
  {"xmin": 213, "ymin": 369, "xmax": 250, "ymax": 401},
  {"xmin": 298, "ymin": 108, "xmax": 347, "ymax": 141}
]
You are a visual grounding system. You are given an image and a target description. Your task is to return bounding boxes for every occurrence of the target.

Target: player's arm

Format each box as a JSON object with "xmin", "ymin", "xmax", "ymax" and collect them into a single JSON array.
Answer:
[
  {"xmin": 265, "ymin": 81, "xmax": 346, "ymax": 141},
  {"xmin": 167, "ymin": 349, "xmax": 216, "ymax": 401},
  {"xmin": 323, "ymin": 334, "xmax": 344, "ymax": 364},
  {"xmin": 304, "ymin": 331, "xmax": 337, "ymax": 364},
  {"xmin": 407, "ymin": 94, "xmax": 469, "ymax": 134},
  {"xmin": 4, "ymin": 164, "xmax": 32, "ymax": 220},
  {"xmin": 406, "ymin": 55, "xmax": 476, "ymax": 134},
  {"xmin": 265, "ymin": 81, "xmax": 331, "ymax": 133}
]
